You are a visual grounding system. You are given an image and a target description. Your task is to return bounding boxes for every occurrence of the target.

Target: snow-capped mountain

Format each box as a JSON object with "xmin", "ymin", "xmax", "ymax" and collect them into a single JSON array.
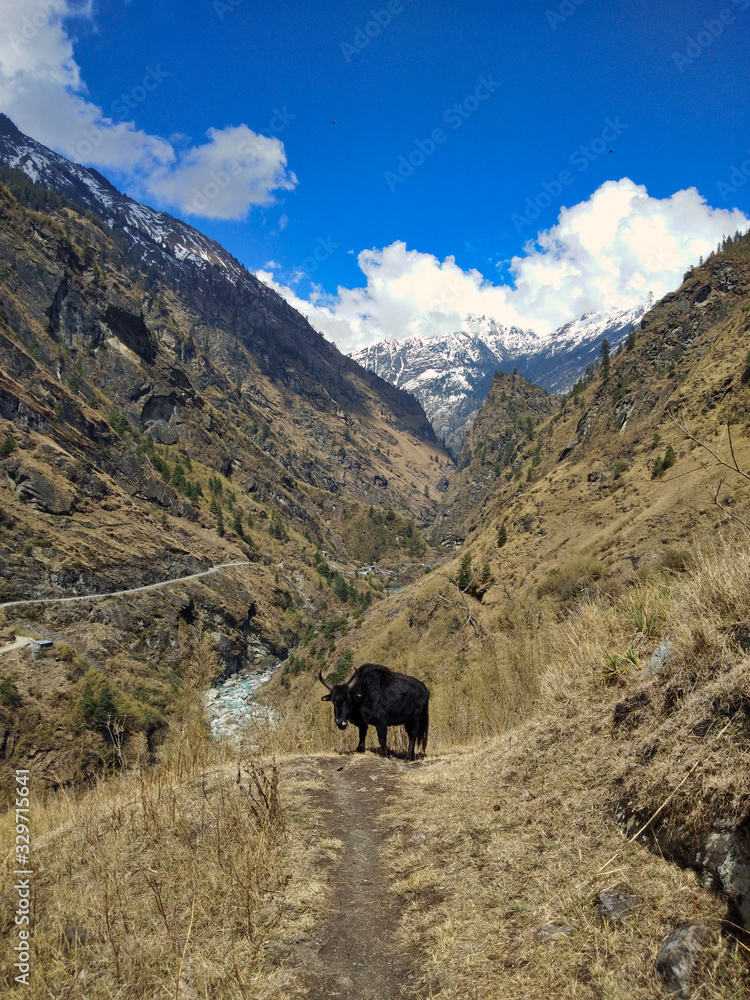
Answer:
[
  {"xmin": 351, "ymin": 304, "xmax": 645, "ymax": 455},
  {"xmin": 0, "ymin": 114, "xmax": 258, "ymax": 295}
]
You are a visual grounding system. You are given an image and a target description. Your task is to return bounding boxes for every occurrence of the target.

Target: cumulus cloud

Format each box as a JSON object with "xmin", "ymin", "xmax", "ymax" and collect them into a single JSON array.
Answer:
[
  {"xmin": 0, "ymin": 0, "xmax": 296, "ymax": 218},
  {"xmin": 147, "ymin": 125, "xmax": 296, "ymax": 220},
  {"xmin": 258, "ymin": 179, "xmax": 750, "ymax": 353}
]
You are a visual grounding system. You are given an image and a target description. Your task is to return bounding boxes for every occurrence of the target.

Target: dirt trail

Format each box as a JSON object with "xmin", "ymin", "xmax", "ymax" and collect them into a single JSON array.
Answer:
[
  {"xmin": 286, "ymin": 755, "xmax": 419, "ymax": 1000},
  {"xmin": 0, "ymin": 560, "xmax": 251, "ymax": 611}
]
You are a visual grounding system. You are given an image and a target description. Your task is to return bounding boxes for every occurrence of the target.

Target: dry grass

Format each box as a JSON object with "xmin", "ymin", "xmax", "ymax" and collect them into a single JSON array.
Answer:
[
  {"xmin": 366, "ymin": 534, "xmax": 750, "ymax": 1000},
  {"xmin": 0, "ymin": 694, "xmax": 297, "ymax": 999},
  {"xmin": 3, "ymin": 537, "xmax": 750, "ymax": 998}
]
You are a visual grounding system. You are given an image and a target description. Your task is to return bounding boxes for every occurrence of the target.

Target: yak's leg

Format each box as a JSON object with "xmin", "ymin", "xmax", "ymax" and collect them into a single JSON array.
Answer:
[
  {"xmin": 404, "ymin": 723, "xmax": 417, "ymax": 761},
  {"xmin": 375, "ymin": 723, "xmax": 389, "ymax": 758},
  {"xmin": 356, "ymin": 723, "xmax": 368, "ymax": 752}
]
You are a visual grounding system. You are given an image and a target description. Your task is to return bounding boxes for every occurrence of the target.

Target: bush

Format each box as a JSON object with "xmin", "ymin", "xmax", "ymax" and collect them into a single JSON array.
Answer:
[
  {"xmin": 0, "ymin": 434, "xmax": 16, "ymax": 456},
  {"xmin": 457, "ymin": 553, "xmax": 473, "ymax": 591},
  {"xmin": 329, "ymin": 650, "xmax": 354, "ymax": 685},
  {"xmin": 652, "ymin": 445, "xmax": 677, "ymax": 478},
  {"xmin": 537, "ymin": 558, "xmax": 606, "ymax": 606},
  {"xmin": 107, "ymin": 406, "xmax": 128, "ymax": 435},
  {"xmin": 0, "ymin": 676, "xmax": 21, "ymax": 708},
  {"xmin": 79, "ymin": 669, "xmax": 117, "ymax": 734}
]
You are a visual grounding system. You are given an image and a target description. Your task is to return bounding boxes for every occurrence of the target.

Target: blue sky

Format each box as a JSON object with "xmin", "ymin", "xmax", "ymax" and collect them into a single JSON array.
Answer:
[{"xmin": 2, "ymin": 0, "xmax": 750, "ymax": 348}]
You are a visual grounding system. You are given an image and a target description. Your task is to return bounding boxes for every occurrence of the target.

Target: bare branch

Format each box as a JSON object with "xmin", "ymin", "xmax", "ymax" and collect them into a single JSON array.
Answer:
[{"xmin": 426, "ymin": 586, "xmax": 486, "ymax": 640}]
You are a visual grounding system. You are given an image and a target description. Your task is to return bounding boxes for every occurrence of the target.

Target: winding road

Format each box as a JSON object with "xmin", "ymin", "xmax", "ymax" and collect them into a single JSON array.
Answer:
[{"xmin": 0, "ymin": 560, "xmax": 252, "ymax": 612}]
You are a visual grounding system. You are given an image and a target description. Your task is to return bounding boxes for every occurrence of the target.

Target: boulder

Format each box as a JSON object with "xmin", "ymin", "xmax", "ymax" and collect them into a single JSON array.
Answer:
[
  {"xmin": 640, "ymin": 640, "xmax": 673, "ymax": 679},
  {"xmin": 14, "ymin": 465, "xmax": 74, "ymax": 514},
  {"xmin": 654, "ymin": 924, "xmax": 710, "ymax": 995}
]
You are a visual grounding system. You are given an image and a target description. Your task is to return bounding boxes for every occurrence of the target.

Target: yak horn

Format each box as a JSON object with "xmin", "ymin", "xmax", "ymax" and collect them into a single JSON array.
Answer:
[
  {"xmin": 318, "ymin": 669, "xmax": 333, "ymax": 691},
  {"xmin": 345, "ymin": 667, "xmax": 359, "ymax": 686}
]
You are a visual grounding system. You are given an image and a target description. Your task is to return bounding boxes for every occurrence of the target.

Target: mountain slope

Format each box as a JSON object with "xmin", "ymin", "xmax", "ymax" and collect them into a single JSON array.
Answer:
[
  {"xmin": 351, "ymin": 304, "xmax": 645, "ymax": 455},
  {"xmin": 0, "ymin": 128, "xmax": 451, "ymax": 785},
  {"xmin": 263, "ymin": 232, "xmax": 750, "ymax": 992}
]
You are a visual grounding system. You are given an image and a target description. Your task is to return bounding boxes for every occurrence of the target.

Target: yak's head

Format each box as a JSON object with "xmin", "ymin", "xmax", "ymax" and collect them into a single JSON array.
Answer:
[{"xmin": 319, "ymin": 669, "xmax": 359, "ymax": 729}]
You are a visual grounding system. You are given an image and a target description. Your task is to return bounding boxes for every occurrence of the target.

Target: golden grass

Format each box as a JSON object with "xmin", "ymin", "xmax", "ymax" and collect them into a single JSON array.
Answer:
[
  {"xmin": 0, "ymin": 695, "xmax": 298, "ymax": 999},
  {"xmin": 3, "ymin": 535, "xmax": 750, "ymax": 998},
  {"xmin": 377, "ymin": 534, "xmax": 749, "ymax": 998}
]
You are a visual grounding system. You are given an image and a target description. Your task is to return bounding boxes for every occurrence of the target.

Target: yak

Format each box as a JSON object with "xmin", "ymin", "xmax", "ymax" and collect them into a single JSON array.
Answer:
[{"xmin": 319, "ymin": 662, "xmax": 429, "ymax": 760}]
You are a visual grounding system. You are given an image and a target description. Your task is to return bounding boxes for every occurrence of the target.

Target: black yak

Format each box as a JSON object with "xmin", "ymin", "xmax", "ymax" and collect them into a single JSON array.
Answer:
[{"xmin": 319, "ymin": 663, "xmax": 429, "ymax": 760}]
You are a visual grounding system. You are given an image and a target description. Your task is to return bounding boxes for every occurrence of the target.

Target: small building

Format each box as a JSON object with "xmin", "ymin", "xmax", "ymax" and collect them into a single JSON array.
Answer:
[{"xmin": 31, "ymin": 639, "xmax": 53, "ymax": 654}]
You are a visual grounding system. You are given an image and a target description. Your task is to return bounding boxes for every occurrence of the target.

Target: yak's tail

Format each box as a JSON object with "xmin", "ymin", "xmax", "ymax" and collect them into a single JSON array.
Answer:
[{"xmin": 417, "ymin": 702, "xmax": 429, "ymax": 754}]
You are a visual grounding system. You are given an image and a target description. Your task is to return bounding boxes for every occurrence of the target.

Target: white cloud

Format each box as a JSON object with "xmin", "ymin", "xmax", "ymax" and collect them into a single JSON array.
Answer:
[
  {"xmin": 258, "ymin": 179, "xmax": 750, "ymax": 353},
  {"xmin": 0, "ymin": 0, "xmax": 296, "ymax": 218},
  {"xmin": 147, "ymin": 125, "xmax": 296, "ymax": 220}
]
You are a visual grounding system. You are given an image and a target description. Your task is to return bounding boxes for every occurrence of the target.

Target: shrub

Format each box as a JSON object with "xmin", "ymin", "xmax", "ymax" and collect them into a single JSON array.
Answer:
[
  {"xmin": 457, "ymin": 553, "xmax": 473, "ymax": 591},
  {"xmin": 652, "ymin": 445, "xmax": 676, "ymax": 478},
  {"xmin": 537, "ymin": 558, "xmax": 606, "ymax": 606},
  {"xmin": 0, "ymin": 676, "xmax": 22, "ymax": 708},
  {"xmin": 329, "ymin": 650, "xmax": 354, "ymax": 685},
  {"xmin": 107, "ymin": 406, "xmax": 128, "ymax": 435},
  {"xmin": 79, "ymin": 669, "xmax": 118, "ymax": 734},
  {"xmin": 0, "ymin": 433, "xmax": 17, "ymax": 456}
]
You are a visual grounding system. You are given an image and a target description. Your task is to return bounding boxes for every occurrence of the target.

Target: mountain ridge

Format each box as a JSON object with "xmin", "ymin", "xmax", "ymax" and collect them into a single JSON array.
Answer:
[{"xmin": 350, "ymin": 303, "xmax": 645, "ymax": 455}]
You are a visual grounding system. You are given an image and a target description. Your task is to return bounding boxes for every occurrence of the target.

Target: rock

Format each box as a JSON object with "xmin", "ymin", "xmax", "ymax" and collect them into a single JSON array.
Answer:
[
  {"xmin": 147, "ymin": 419, "xmax": 179, "ymax": 445},
  {"xmin": 654, "ymin": 924, "xmax": 710, "ymax": 995},
  {"xmin": 15, "ymin": 465, "xmax": 74, "ymax": 514},
  {"xmin": 436, "ymin": 476, "xmax": 450, "ymax": 493},
  {"xmin": 699, "ymin": 832, "xmax": 750, "ymax": 933},
  {"xmin": 595, "ymin": 889, "xmax": 643, "ymax": 923},
  {"xmin": 640, "ymin": 640, "xmax": 673, "ymax": 679},
  {"xmin": 536, "ymin": 923, "xmax": 573, "ymax": 942},
  {"xmin": 557, "ymin": 441, "xmax": 577, "ymax": 462}
]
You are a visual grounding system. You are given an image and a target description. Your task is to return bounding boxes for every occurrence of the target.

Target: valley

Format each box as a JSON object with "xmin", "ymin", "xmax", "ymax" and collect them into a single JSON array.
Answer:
[{"xmin": 0, "ymin": 121, "xmax": 749, "ymax": 998}]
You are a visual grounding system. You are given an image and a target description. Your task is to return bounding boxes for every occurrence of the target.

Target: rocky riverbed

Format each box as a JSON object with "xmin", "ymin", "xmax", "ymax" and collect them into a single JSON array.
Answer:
[{"xmin": 204, "ymin": 660, "xmax": 281, "ymax": 739}]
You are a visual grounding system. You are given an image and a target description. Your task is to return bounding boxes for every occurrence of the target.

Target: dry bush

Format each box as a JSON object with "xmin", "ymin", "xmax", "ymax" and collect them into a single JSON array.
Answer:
[
  {"xmin": 0, "ymin": 686, "xmax": 294, "ymax": 1000},
  {"xmin": 535, "ymin": 556, "xmax": 607, "ymax": 606}
]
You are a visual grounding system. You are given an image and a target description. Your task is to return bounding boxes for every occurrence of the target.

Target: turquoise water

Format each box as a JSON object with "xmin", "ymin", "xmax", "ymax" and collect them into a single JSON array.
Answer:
[{"xmin": 204, "ymin": 661, "xmax": 281, "ymax": 740}]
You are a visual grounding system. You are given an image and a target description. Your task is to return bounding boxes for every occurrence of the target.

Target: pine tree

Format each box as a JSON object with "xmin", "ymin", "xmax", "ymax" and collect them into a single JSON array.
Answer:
[{"xmin": 457, "ymin": 552, "xmax": 472, "ymax": 590}]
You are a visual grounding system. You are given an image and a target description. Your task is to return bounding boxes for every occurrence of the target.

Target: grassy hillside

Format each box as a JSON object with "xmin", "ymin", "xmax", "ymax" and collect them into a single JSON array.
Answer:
[{"xmin": 2, "ymin": 534, "xmax": 749, "ymax": 998}]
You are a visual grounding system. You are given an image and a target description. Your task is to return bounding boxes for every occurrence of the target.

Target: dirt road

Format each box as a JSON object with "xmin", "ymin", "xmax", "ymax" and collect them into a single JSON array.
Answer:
[
  {"xmin": 0, "ymin": 634, "xmax": 33, "ymax": 655},
  {"xmin": 0, "ymin": 560, "xmax": 251, "ymax": 611}
]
